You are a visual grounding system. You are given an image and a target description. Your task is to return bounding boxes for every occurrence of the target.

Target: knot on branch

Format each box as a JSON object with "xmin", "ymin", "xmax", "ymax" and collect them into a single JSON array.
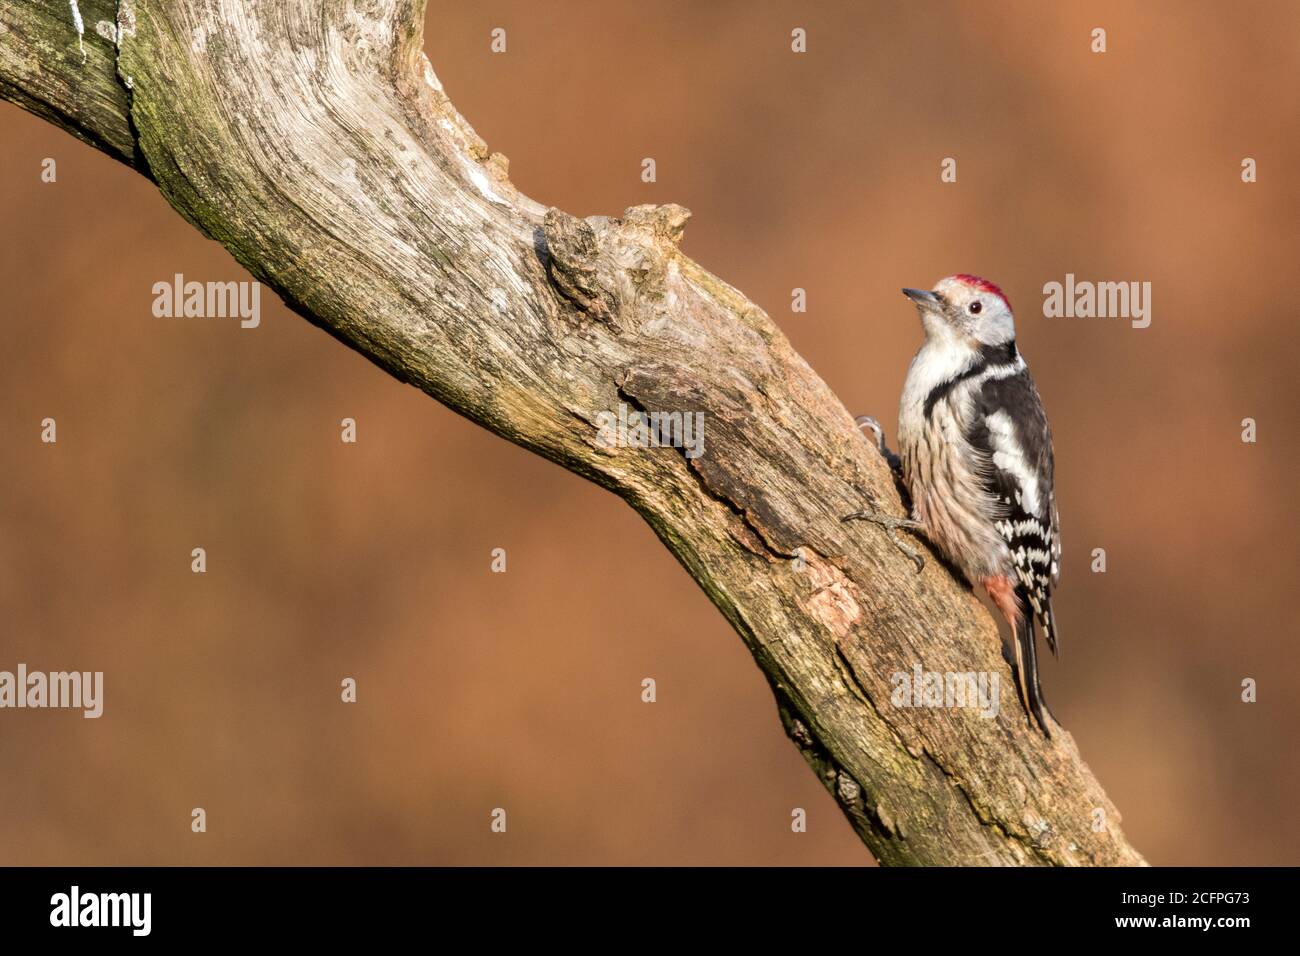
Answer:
[
  {"xmin": 620, "ymin": 203, "xmax": 691, "ymax": 247},
  {"xmin": 613, "ymin": 204, "xmax": 689, "ymax": 291},
  {"xmin": 542, "ymin": 204, "xmax": 695, "ymax": 333},
  {"xmin": 595, "ymin": 204, "xmax": 692, "ymax": 317},
  {"xmin": 542, "ymin": 208, "xmax": 620, "ymax": 325}
]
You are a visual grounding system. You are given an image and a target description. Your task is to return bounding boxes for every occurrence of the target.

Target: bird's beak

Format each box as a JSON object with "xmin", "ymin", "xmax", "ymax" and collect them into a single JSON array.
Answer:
[{"xmin": 902, "ymin": 288, "xmax": 941, "ymax": 306}]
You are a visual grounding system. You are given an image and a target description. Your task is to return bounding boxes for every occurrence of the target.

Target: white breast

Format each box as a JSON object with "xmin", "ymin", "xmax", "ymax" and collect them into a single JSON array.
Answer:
[
  {"xmin": 895, "ymin": 339, "xmax": 1017, "ymax": 582},
  {"xmin": 898, "ymin": 339, "xmax": 975, "ymax": 441}
]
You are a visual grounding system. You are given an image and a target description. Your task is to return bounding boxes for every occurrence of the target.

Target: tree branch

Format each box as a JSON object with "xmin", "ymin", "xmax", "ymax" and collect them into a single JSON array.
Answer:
[{"xmin": 0, "ymin": 0, "xmax": 1146, "ymax": 865}]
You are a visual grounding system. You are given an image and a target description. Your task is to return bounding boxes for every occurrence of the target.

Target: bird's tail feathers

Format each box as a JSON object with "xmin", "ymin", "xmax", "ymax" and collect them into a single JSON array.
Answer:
[
  {"xmin": 1041, "ymin": 601, "xmax": 1060, "ymax": 659},
  {"xmin": 1013, "ymin": 600, "xmax": 1052, "ymax": 738}
]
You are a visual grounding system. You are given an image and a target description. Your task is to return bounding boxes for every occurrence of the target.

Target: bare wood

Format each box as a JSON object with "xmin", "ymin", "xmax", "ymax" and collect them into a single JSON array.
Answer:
[{"xmin": 0, "ymin": 0, "xmax": 1146, "ymax": 865}]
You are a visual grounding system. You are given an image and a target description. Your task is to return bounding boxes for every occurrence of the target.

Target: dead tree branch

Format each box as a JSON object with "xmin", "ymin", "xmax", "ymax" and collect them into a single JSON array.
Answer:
[{"xmin": 0, "ymin": 0, "xmax": 1145, "ymax": 865}]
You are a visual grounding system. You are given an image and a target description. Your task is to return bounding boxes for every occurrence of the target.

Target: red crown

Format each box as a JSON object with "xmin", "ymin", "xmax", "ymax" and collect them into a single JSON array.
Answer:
[{"xmin": 953, "ymin": 274, "xmax": 1010, "ymax": 311}]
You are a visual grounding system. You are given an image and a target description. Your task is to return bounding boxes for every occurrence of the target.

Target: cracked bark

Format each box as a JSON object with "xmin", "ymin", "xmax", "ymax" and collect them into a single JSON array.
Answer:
[{"xmin": 0, "ymin": 0, "xmax": 1147, "ymax": 865}]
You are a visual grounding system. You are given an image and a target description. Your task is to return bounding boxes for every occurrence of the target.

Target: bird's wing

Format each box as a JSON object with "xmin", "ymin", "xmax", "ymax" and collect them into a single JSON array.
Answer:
[{"xmin": 964, "ymin": 365, "xmax": 1060, "ymax": 656}]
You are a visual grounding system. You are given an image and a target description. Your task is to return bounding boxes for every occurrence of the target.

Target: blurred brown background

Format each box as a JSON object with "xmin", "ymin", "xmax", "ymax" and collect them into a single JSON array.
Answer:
[{"xmin": 1, "ymin": 1, "xmax": 1297, "ymax": 866}]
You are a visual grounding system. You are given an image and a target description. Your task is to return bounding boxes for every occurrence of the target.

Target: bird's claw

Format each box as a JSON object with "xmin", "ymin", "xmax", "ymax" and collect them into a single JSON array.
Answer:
[
  {"xmin": 855, "ymin": 415, "xmax": 886, "ymax": 454},
  {"xmin": 841, "ymin": 510, "xmax": 925, "ymax": 573},
  {"xmin": 855, "ymin": 415, "xmax": 903, "ymax": 477}
]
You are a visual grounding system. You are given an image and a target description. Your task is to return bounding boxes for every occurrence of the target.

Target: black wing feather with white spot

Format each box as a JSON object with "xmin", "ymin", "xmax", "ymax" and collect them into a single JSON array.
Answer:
[{"xmin": 965, "ymin": 366, "xmax": 1061, "ymax": 656}]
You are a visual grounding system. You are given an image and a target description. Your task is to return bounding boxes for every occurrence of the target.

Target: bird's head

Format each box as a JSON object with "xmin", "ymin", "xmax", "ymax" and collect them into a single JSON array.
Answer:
[{"xmin": 902, "ymin": 274, "xmax": 1015, "ymax": 348}]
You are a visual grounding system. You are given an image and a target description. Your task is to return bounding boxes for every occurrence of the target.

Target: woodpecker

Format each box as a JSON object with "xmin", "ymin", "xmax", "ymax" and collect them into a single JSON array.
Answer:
[{"xmin": 845, "ymin": 275, "xmax": 1061, "ymax": 736}]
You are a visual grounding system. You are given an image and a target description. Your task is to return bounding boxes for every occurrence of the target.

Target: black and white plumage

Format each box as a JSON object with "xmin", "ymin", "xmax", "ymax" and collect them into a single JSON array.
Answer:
[
  {"xmin": 891, "ymin": 275, "xmax": 1061, "ymax": 735},
  {"xmin": 967, "ymin": 367, "xmax": 1061, "ymax": 651}
]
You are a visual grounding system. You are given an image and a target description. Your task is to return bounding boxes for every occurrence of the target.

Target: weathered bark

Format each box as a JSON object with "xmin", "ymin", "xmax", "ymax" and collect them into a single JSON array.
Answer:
[{"xmin": 0, "ymin": 0, "xmax": 1146, "ymax": 865}]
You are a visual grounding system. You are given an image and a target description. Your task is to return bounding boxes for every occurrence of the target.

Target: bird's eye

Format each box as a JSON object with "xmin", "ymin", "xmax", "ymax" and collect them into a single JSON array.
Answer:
[{"xmin": 969, "ymin": 301, "xmax": 983, "ymax": 314}]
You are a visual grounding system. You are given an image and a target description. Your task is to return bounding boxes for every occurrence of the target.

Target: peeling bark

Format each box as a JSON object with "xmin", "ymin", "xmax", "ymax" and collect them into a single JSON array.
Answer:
[{"xmin": 0, "ymin": 0, "xmax": 1146, "ymax": 865}]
